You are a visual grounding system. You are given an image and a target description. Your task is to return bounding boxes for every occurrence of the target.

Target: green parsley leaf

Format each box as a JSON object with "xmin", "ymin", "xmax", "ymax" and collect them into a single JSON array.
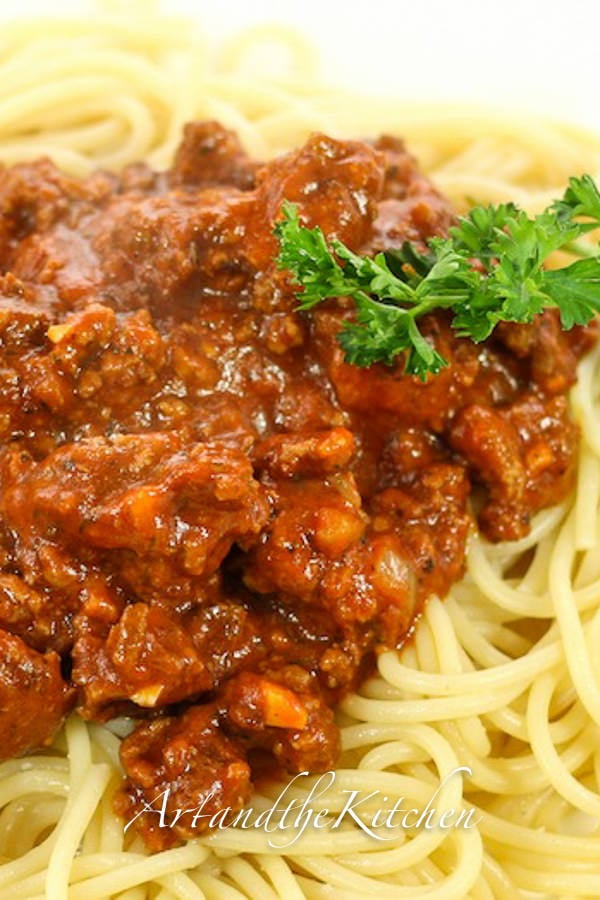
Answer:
[
  {"xmin": 552, "ymin": 174, "xmax": 600, "ymax": 226},
  {"xmin": 274, "ymin": 177, "xmax": 600, "ymax": 379},
  {"xmin": 542, "ymin": 258, "xmax": 600, "ymax": 329}
]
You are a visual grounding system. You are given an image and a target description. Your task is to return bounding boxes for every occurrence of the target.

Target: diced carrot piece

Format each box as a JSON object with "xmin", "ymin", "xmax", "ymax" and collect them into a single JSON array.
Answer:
[
  {"xmin": 260, "ymin": 679, "xmax": 308, "ymax": 730},
  {"xmin": 47, "ymin": 322, "xmax": 74, "ymax": 343}
]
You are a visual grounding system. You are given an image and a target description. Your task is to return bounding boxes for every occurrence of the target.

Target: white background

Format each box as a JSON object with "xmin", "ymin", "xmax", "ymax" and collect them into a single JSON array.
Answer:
[{"xmin": 2, "ymin": 0, "xmax": 600, "ymax": 131}]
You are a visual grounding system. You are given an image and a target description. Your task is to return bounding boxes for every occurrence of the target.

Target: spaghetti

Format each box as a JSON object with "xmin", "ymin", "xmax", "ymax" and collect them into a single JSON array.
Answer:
[{"xmin": 0, "ymin": 8, "xmax": 598, "ymax": 900}]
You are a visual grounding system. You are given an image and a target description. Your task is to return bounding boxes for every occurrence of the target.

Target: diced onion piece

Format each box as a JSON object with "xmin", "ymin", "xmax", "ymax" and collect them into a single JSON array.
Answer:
[{"xmin": 131, "ymin": 684, "xmax": 165, "ymax": 707}]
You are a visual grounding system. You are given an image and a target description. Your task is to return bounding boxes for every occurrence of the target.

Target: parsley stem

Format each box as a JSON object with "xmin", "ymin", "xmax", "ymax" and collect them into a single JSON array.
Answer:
[{"xmin": 562, "ymin": 239, "xmax": 598, "ymax": 259}]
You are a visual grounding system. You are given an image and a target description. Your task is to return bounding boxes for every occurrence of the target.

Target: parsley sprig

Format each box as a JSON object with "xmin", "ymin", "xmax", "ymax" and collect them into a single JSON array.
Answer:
[{"xmin": 274, "ymin": 175, "xmax": 600, "ymax": 379}]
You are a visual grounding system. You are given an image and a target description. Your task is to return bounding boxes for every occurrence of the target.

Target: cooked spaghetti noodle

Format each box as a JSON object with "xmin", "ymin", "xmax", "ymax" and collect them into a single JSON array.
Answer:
[{"xmin": 0, "ymin": 7, "xmax": 599, "ymax": 900}]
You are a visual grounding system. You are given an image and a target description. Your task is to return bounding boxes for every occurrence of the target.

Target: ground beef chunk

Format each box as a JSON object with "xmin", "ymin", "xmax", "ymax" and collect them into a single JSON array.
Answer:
[
  {"xmin": 218, "ymin": 669, "xmax": 340, "ymax": 772},
  {"xmin": 170, "ymin": 121, "xmax": 258, "ymax": 189},
  {"xmin": 0, "ymin": 629, "xmax": 74, "ymax": 757},
  {"xmin": 114, "ymin": 706, "xmax": 251, "ymax": 851},
  {"xmin": 0, "ymin": 433, "xmax": 269, "ymax": 604}
]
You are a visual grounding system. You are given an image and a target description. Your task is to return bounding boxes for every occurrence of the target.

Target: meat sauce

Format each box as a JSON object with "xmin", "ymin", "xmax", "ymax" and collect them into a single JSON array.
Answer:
[{"xmin": 0, "ymin": 122, "xmax": 592, "ymax": 849}]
